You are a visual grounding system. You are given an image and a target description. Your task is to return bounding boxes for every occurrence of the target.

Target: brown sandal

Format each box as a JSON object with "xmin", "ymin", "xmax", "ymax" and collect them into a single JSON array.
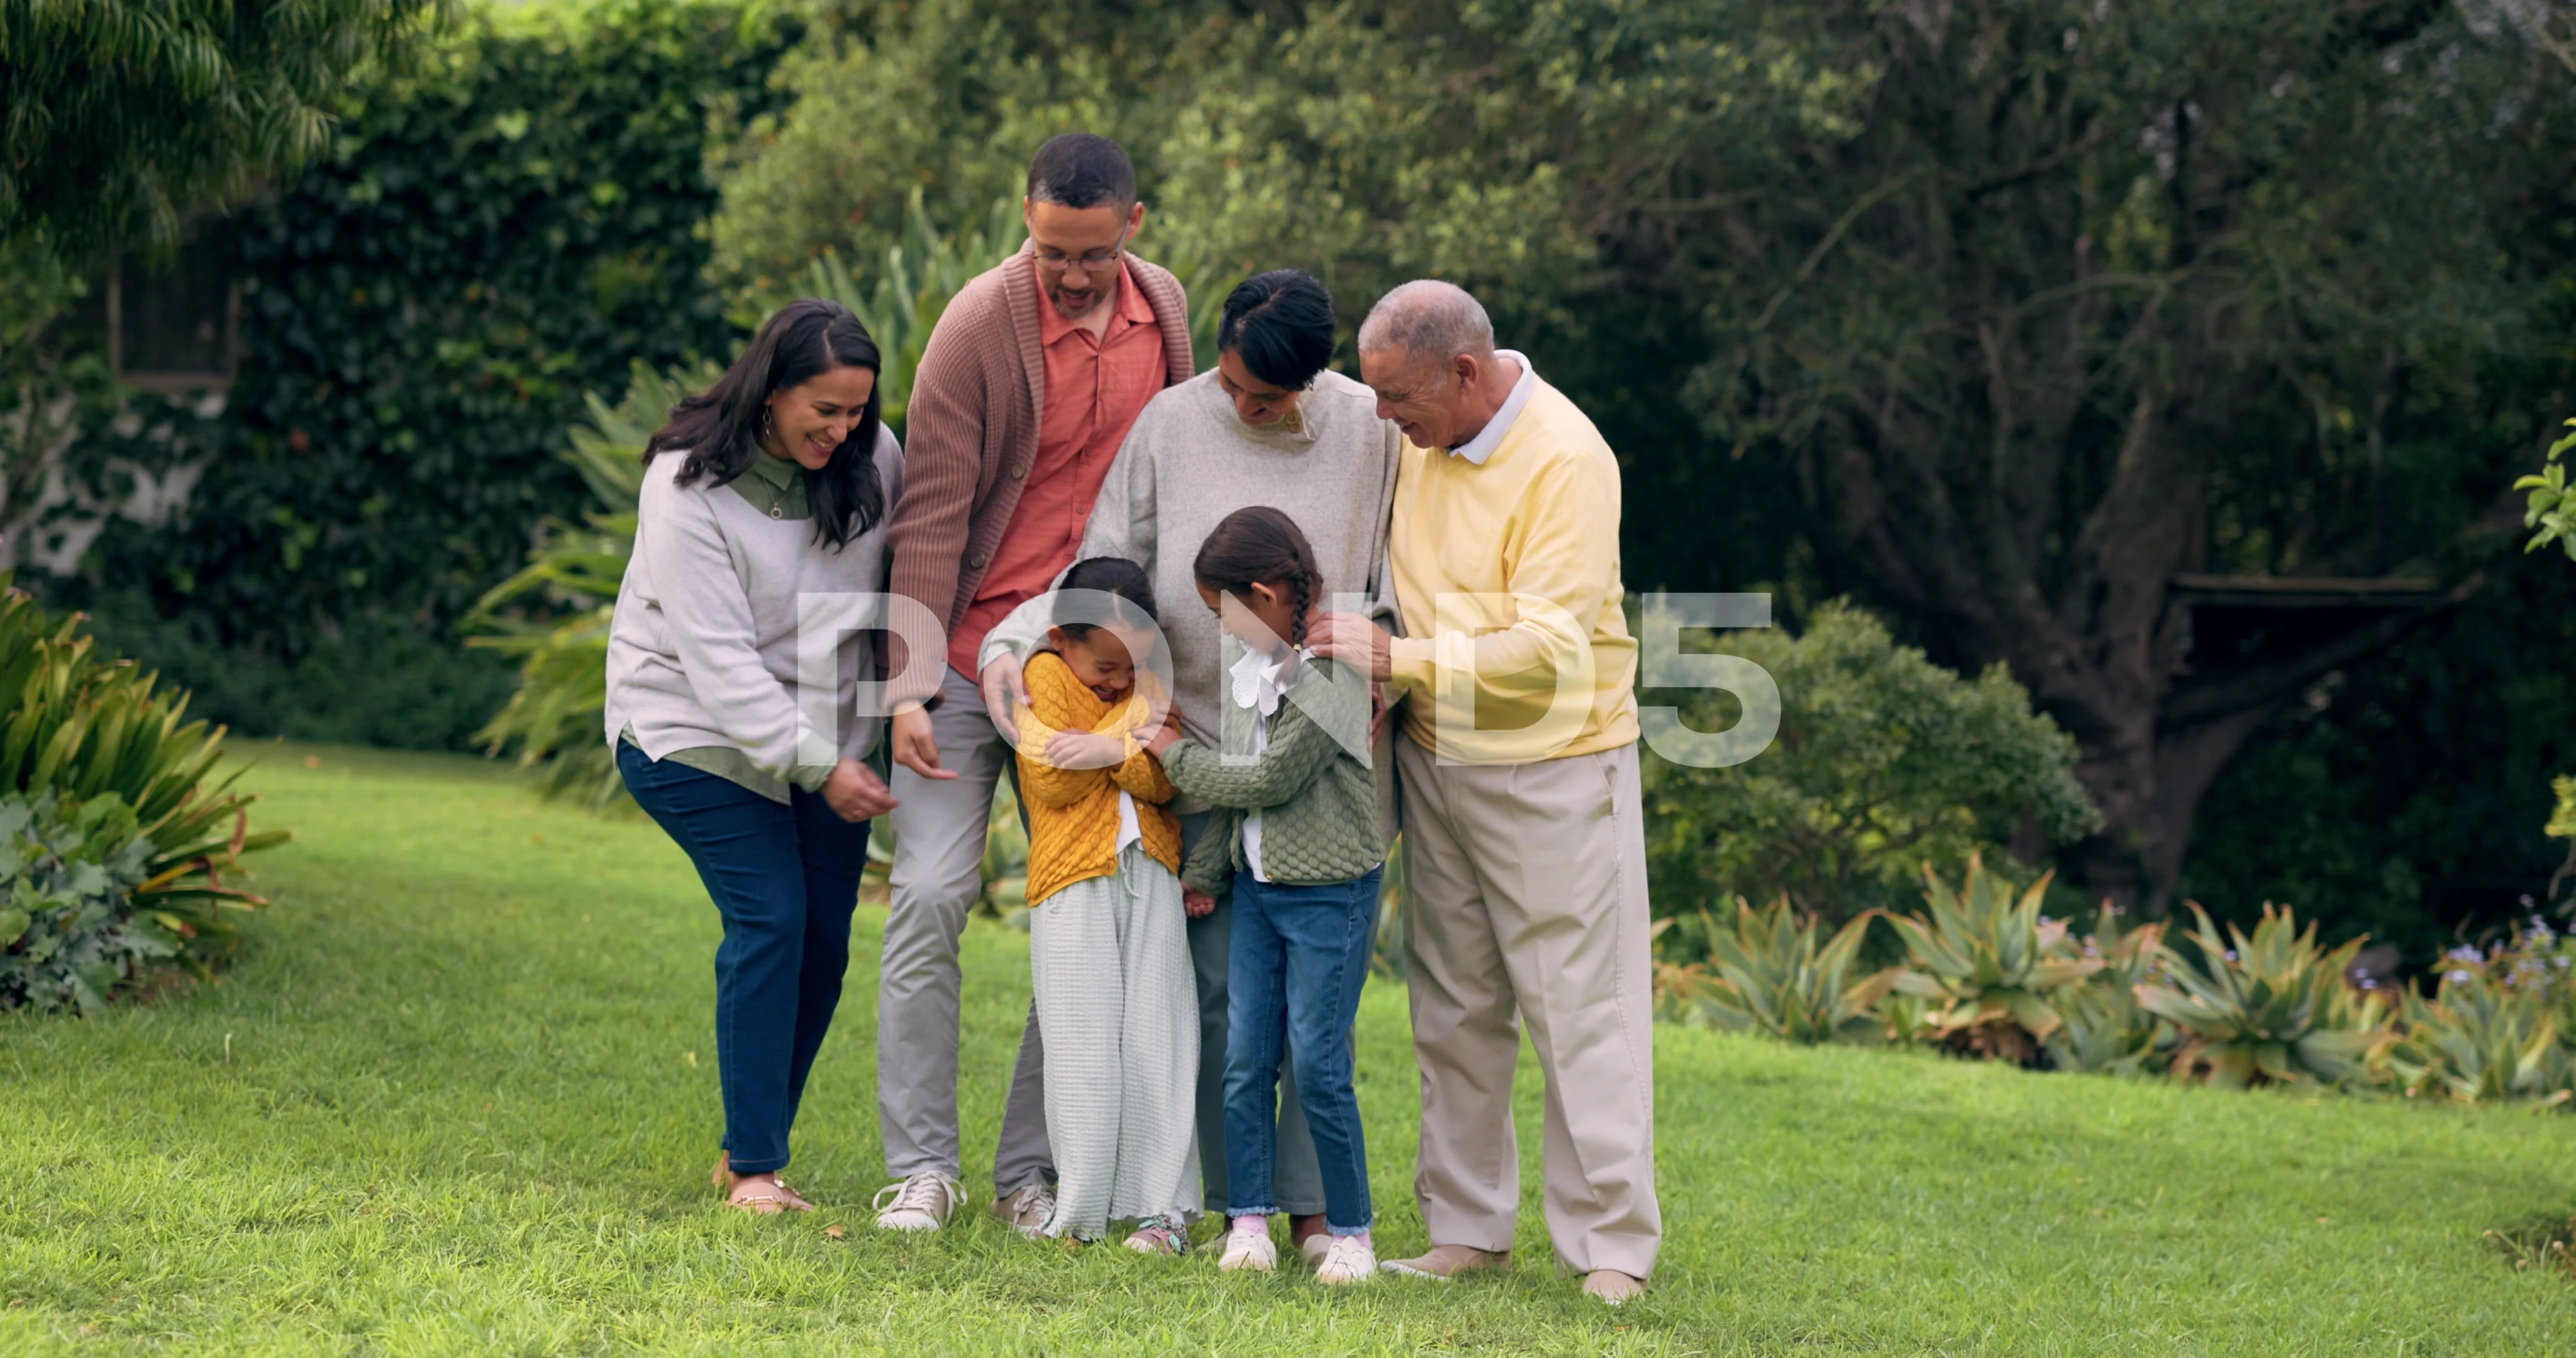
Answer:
[{"xmin": 712, "ymin": 1151, "xmax": 814, "ymax": 1213}]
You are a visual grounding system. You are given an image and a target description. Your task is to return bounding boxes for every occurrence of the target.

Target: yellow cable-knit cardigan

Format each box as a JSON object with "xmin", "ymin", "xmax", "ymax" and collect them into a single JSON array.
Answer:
[{"xmin": 1013, "ymin": 651, "xmax": 1182, "ymax": 907}]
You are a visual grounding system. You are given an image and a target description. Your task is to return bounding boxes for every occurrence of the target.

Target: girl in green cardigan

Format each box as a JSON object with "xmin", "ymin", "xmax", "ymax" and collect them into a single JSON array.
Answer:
[{"xmin": 1143, "ymin": 505, "xmax": 1384, "ymax": 1284}]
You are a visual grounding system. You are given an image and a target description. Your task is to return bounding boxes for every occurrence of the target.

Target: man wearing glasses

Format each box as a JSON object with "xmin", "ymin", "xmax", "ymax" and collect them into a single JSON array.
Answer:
[{"xmin": 872, "ymin": 133, "xmax": 1197, "ymax": 1235}]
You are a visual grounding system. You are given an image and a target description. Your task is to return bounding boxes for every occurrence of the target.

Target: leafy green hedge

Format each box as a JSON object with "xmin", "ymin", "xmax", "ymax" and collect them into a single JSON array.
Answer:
[{"xmin": 76, "ymin": 0, "xmax": 797, "ymax": 658}]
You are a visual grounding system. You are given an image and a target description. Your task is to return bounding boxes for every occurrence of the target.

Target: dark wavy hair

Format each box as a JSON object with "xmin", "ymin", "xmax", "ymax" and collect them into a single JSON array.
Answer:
[
  {"xmin": 645, "ymin": 298, "xmax": 886, "ymax": 550},
  {"xmin": 1217, "ymin": 269, "xmax": 1336, "ymax": 390},
  {"xmin": 1192, "ymin": 505, "xmax": 1323, "ymax": 649}
]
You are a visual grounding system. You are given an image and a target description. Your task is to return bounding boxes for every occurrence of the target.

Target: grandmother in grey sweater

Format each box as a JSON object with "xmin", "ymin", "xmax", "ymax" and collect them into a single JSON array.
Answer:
[
  {"xmin": 977, "ymin": 269, "xmax": 1401, "ymax": 1257},
  {"xmin": 606, "ymin": 299, "xmax": 904, "ymax": 1215}
]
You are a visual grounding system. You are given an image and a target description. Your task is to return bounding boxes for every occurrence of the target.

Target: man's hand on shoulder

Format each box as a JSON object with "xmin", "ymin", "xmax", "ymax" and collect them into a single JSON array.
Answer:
[{"xmin": 1311, "ymin": 610, "xmax": 1396, "ymax": 681}]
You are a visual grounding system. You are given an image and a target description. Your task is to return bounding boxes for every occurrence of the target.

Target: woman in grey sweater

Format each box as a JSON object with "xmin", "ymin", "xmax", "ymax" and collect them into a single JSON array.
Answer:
[{"xmin": 606, "ymin": 299, "xmax": 904, "ymax": 1213}]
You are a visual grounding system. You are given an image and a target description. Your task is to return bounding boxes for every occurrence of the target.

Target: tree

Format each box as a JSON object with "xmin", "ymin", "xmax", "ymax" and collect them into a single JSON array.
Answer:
[
  {"xmin": 0, "ymin": 0, "xmax": 440, "ymax": 260},
  {"xmin": 1651, "ymin": 1, "xmax": 2569, "ymax": 906}
]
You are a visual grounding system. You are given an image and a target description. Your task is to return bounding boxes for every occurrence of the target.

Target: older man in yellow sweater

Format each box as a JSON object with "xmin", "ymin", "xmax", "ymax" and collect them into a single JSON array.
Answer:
[{"xmin": 1314, "ymin": 280, "xmax": 1657, "ymax": 1305}]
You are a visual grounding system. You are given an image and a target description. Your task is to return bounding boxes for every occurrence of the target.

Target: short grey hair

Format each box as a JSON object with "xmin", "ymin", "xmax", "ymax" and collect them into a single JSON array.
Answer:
[{"xmin": 1357, "ymin": 280, "xmax": 1495, "ymax": 366}]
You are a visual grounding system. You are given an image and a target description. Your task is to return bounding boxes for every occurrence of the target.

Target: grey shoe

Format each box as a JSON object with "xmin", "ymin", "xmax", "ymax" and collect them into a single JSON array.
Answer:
[
  {"xmin": 871, "ymin": 1173, "xmax": 967, "ymax": 1232},
  {"xmin": 991, "ymin": 1181, "xmax": 1056, "ymax": 1238}
]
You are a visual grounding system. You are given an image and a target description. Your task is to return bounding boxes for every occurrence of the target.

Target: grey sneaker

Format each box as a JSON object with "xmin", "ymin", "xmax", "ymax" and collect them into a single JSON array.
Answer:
[
  {"xmin": 871, "ymin": 1173, "xmax": 967, "ymax": 1232},
  {"xmin": 991, "ymin": 1181, "xmax": 1055, "ymax": 1238}
]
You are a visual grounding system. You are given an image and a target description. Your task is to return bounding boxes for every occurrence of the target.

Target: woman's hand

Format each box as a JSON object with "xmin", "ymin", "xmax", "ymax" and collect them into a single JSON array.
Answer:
[
  {"xmin": 1182, "ymin": 888, "xmax": 1217, "ymax": 919},
  {"xmin": 823, "ymin": 758, "xmax": 897, "ymax": 823},
  {"xmin": 1040, "ymin": 729, "xmax": 1128, "ymax": 770},
  {"xmin": 890, "ymin": 706, "xmax": 956, "ymax": 781},
  {"xmin": 1142, "ymin": 722, "xmax": 1182, "ymax": 758}
]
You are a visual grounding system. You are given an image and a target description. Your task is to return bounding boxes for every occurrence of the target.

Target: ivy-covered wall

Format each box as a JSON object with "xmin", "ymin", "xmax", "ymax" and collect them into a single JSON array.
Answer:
[{"xmin": 52, "ymin": 0, "xmax": 796, "ymax": 746}]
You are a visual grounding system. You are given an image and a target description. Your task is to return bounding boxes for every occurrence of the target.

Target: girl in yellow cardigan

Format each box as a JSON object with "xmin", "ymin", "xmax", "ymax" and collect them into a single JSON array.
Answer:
[{"xmin": 1012, "ymin": 556, "xmax": 1199, "ymax": 1250}]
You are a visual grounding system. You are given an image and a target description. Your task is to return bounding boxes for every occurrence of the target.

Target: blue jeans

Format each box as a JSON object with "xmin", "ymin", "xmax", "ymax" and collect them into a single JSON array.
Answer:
[
  {"xmin": 1223, "ymin": 865, "xmax": 1383, "ymax": 1234},
  {"xmin": 619, "ymin": 741, "xmax": 871, "ymax": 1175}
]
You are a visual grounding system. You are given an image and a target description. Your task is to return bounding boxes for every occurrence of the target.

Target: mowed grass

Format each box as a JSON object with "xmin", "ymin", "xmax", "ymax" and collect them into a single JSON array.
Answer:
[{"xmin": 3, "ymin": 744, "xmax": 2574, "ymax": 1355}]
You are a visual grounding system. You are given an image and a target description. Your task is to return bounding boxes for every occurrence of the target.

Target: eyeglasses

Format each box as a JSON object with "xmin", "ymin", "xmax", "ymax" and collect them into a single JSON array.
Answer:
[{"xmin": 1033, "ymin": 226, "xmax": 1132, "ymax": 275}]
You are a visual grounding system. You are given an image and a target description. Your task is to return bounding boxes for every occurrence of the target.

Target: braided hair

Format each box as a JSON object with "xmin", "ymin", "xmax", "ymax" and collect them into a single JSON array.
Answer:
[{"xmin": 1191, "ymin": 505, "xmax": 1323, "ymax": 650}]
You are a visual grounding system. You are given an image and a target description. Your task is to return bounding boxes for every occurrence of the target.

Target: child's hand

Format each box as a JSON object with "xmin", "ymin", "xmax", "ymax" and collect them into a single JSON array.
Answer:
[
  {"xmin": 1183, "ymin": 888, "xmax": 1217, "ymax": 919},
  {"xmin": 1041, "ymin": 729, "xmax": 1128, "ymax": 770}
]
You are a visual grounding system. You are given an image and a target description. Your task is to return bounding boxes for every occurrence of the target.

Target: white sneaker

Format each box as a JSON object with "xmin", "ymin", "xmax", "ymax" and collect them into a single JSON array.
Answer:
[
  {"xmin": 1218, "ymin": 1220, "xmax": 1278, "ymax": 1272},
  {"xmin": 1298, "ymin": 1232, "xmax": 1332, "ymax": 1268},
  {"xmin": 871, "ymin": 1173, "xmax": 966, "ymax": 1232},
  {"xmin": 1313, "ymin": 1234, "xmax": 1377, "ymax": 1286},
  {"xmin": 991, "ymin": 1182, "xmax": 1055, "ymax": 1238}
]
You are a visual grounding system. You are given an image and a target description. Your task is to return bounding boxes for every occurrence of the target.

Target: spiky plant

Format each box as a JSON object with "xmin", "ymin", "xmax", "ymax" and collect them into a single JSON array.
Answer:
[
  {"xmin": 2386, "ymin": 924, "xmax": 2576, "ymax": 1108},
  {"xmin": 1674, "ymin": 896, "xmax": 1902, "ymax": 1043},
  {"xmin": 1885, "ymin": 854, "xmax": 2102, "ymax": 1064},
  {"xmin": 2135, "ymin": 904, "xmax": 2390, "ymax": 1089},
  {"xmin": 2387, "ymin": 981, "xmax": 2575, "ymax": 1110},
  {"xmin": 2043, "ymin": 907, "xmax": 2170, "ymax": 1075}
]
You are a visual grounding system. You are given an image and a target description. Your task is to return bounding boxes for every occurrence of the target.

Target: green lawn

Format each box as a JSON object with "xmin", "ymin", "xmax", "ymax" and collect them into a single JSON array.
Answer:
[{"xmin": 3, "ymin": 743, "xmax": 2574, "ymax": 1355}]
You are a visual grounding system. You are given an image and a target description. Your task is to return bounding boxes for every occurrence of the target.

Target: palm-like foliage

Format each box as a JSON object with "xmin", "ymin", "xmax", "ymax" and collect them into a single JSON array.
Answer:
[
  {"xmin": 801, "ymin": 189, "xmax": 1023, "ymax": 428},
  {"xmin": 1886, "ymin": 855, "xmax": 2102, "ymax": 1063},
  {"xmin": 1670, "ymin": 896, "xmax": 1902, "ymax": 1044},
  {"xmin": 467, "ymin": 361, "xmax": 711, "ymax": 808},
  {"xmin": 2135, "ymin": 904, "xmax": 2390, "ymax": 1090}
]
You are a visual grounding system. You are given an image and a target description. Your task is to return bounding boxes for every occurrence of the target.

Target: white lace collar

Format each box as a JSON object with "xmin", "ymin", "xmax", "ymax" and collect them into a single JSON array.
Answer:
[{"xmin": 1228, "ymin": 644, "xmax": 1311, "ymax": 717}]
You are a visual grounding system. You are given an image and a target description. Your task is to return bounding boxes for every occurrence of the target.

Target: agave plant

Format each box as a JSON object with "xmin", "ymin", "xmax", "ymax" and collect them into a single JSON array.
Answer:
[
  {"xmin": 1885, "ymin": 855, "xmax": 2102, "ymax": 1063},
  {"xmin": 2043, "ymin": 907, "xmax": 2170, "ymax": 1075},
  {"xmin": 2135, "ymin": 903, "xmax": 2391, "ymax": 1089},
  {"xmin": 2387, "ymin": 980, "xmax": 2576, "ymax": 1109},
  {"xmin": 2385, "ymin": 923, "xmax": 2576, "ymax": 1108},
  {"xmin": 1668, "ymin": 896, "xmax": 1902, "ymax": 1044}
]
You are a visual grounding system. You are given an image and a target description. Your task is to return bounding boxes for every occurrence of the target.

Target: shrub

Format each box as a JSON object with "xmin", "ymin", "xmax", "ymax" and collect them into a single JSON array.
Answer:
[
  {"xmin": 1658, "ymin": 897, "xmax": 1900, "ymax": 1044},
  {"xmin": 0, "ymin": 582, "xmax": 285, "ymax": 1010},
  {"xmin": 1641, "ymin": 600, "xmax": 2099, "ymax": 929},
  {"xmin": 0, "ymin": 791, "xmax": 161, "ymax": 1013},
  {"xmin": 2136, "ymin": 905, "xmax": 2390, "ymax": 1089},
  {"xmin": 1885, "ymin": 855, "xmax": 2103, "ymax": 1065}
]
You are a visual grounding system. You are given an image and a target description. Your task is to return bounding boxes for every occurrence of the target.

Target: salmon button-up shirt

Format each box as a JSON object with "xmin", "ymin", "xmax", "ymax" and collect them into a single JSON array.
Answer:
[{"xmin": 948, "ymin": 257, "xmax": 1168, "ymax": 678}]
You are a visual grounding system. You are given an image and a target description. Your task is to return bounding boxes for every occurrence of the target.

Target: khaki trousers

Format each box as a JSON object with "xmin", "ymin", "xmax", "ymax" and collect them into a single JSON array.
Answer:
[{"xmin": 1396, "ymin": 736, "xmax": 1660, "ymax": 1279}]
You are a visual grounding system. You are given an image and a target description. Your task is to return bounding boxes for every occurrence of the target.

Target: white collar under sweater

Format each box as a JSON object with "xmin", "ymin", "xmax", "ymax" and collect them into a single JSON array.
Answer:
[{"xmin": 1445, "ymin": 350, "xmax": 1537, "ymax": 466}]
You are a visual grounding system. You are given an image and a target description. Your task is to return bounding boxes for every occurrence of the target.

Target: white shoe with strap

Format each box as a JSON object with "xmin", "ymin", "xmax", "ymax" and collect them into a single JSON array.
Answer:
[
  {"xmin": 1218, "ymin": 1219, "xmax": 1278, "ymax": 1272},
  {"xmin": 871, "ymin": 1173, "xmax": 967, "ymax": 1232},
  {"xmin": 1313, "ymin": 1234, "xmax": 1377, "ymax": 1285}
]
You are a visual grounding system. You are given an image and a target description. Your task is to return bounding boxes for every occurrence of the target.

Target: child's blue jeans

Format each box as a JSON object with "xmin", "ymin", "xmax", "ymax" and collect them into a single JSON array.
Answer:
[{"xmin": 1222, "ymin": 864, "xmax": 1384, "ymax": 1234}]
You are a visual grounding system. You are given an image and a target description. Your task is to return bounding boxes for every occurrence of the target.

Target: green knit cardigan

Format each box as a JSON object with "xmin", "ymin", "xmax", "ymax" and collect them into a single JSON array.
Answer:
[{"xmin": 1163, "ymin": 653, "xmax": 1384, "ymax": 893}]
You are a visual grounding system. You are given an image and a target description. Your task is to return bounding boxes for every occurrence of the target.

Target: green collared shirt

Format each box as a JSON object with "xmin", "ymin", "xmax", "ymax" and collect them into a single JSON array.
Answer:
[{"xmin": 730, "ymin": 450, "xmax": 812, "ymax": 521}]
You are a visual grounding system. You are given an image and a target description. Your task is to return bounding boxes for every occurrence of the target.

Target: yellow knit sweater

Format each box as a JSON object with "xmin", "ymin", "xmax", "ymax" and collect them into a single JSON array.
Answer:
[
  {"xmin": 1386, "ymin": 375, "xmax": 1640, "ymax": 764},
  {"xmin": 1014, "ymin": 652, "xmax": 1182, "ymax": 907}
]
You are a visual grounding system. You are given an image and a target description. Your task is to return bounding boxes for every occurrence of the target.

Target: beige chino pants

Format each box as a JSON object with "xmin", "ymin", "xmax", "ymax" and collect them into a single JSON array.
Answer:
[{"xmin": 1396, "ymin": 736, "xmax": 1661, "ymax": 1279}]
